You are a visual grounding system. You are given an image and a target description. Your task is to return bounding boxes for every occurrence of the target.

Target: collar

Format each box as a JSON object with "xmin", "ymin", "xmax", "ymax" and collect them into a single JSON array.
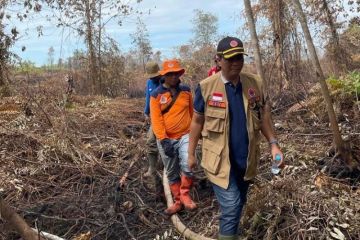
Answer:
[
  {"xmin": 220, "ymin": 72, "xmax": 229, "ymax": 84},
  {"xmin": 221, "ymin": 72, "xmax": 241, "ymax": 87}
]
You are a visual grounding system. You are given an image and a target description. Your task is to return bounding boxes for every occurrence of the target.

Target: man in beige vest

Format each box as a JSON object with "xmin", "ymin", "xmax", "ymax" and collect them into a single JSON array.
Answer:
[{"xmin": 188, "ymin": 36, "xmax": 284, "ymax": 240}]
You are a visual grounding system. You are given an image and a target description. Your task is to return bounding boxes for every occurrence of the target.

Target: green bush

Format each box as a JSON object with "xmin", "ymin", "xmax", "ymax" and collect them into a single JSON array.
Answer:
[
  {"xmin": 14, "ymin": 60, "xmax": 44, "ymax": 75},
  {"xmin": 326, "ymin": 75, "xmax": 343, "ymax": 90},
  {"xmin": 343, "ymin": 71, "xmax": 360, "ymax": 95},
  {"xmin": 326, "ymin": 71, "xmax": 360, "ymax": 95}
]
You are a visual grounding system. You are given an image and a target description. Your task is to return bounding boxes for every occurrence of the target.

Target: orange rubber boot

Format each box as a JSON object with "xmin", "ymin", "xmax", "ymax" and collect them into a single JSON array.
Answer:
[
  {"xmin": 164, "ymin": 182, "xmax": 182, "ymax": 215},
  {"xmin": 180, "ymin": 175, "xmax": 197, "ymax": 210}
]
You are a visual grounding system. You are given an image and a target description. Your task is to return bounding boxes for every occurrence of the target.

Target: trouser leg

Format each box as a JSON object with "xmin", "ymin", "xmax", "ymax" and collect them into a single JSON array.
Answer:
[
  {"xmin": 157, "ymin": 139, "xmax": 180, "ymax": 184},
  {"xmin": 157, "ymin": 138, "xmax": 182, "ymax": 215},
  {"xmin": 212, "ymin": 171, "xmax": 250, "ymax": 237},
  {"xmin": 176, "ymin": 134, "xmax": 197, "ymax": 210},
  {"xmin": 145, "ymin": 126, "xmax": 158, "ymax": 177}
]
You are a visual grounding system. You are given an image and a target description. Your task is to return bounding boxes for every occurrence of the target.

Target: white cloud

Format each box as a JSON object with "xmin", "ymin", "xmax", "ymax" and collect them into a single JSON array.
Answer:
[{"xmin": 9, "ymin": 0, "xmax": 247, "ymax": 65}]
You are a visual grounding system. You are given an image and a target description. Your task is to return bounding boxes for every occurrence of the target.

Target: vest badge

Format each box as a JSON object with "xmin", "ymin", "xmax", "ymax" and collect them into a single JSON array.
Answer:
[
  {"xmin": 208, "ymin": 99, "xmax": 226, "ymax": 108},
  {"xmin": 160, "ymin": 95, "xmax": 168, "ymax": 104},
  {"xmin": 248, "ymin": 88, "xmax": 257, "ymax": 99},
  {"xmin": 212, "ymin": 92, "xmax": 223, "ymax": 101}
]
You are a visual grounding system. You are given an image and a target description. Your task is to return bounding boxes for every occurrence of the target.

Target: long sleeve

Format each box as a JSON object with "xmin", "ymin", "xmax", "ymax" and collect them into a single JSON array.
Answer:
[
  {"xmin": 144, "ymin": 80, "xmax": 150, "ymax": 116},
  {"xmin": 150, "ymin": 96, "xmax": 168, "ymax": 140}
]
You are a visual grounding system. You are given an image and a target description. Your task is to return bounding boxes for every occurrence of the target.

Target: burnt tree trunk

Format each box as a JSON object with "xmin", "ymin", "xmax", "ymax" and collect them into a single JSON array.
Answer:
[
  {"xmin": 272, "ymin": 0, "xmax": 289, "ymax": 91},
  {"xmin": 243, "ymin": 0, "xmax": 267, "ymax": 96},
  {"xmin": 290, "ymin": 0, "xmax": 358, "ymax": 170},
  {"xmin": 321, "ymin": 0, "xmax": 351, "ymax": 75},
  {"xmin": 85, "ymin": 0, "xmax": 98, "ymax": 94}
]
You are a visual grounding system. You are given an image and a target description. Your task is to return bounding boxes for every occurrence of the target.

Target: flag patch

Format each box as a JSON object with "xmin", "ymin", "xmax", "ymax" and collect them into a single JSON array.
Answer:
[{"xmin": 212, "ymin": 92, "xmax": 223, "ymax": 101}]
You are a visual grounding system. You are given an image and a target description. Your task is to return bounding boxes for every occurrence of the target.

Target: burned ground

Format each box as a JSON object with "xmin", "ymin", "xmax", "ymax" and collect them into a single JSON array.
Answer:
[{"xmin": 0, "ymin": 86, "xmax": 359, "ymax": 240}]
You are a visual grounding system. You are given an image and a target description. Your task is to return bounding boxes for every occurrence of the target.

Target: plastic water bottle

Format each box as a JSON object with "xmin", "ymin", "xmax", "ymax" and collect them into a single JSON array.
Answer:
[{"xmin": 271, "ymin": 154, "xmax": 282, "ymax": 175}]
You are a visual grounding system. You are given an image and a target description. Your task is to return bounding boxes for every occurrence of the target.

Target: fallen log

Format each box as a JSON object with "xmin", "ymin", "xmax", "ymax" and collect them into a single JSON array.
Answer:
[
  {"xmin": 162, "ymin": 172, "xmax": 215, "ymax": 240},
  {"xmin": 0, "ymin": 196, "xmax": 46, "ymax": 240}
]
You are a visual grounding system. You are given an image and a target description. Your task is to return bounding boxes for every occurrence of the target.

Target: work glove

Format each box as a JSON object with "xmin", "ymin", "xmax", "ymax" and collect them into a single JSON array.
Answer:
[{"xmin": 160, "ymin": 138, "xmax": 175, "ymax": 158}]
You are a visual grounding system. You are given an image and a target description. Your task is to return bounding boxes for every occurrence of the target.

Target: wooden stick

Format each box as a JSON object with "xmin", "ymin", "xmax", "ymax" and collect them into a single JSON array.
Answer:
[
  {"xmin": 31, "ymin": 229, "xmax": 65, "ymax": 240},
  {"xmin": 162, "ymin": 172, "xmax": 215, "ymax": 240},
  {"xmin": 0, "ymin": 196, "xmax": 46, "ymax": 240},
  {"xmin": 119, "ymin": 154, "xmax": 138, "ymax": 189}
]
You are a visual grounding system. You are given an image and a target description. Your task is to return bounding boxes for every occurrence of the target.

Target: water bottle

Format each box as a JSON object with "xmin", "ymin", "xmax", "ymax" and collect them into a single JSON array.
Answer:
[{"xmin": 271, "ymin": 154, "xmax": 282, "ymax": 175}]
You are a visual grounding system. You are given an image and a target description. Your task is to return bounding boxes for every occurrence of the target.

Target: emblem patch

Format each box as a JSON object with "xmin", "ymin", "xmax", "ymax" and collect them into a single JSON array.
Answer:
[
  {"xmin": 248, "ymin": 88, "xmax": 256, "ymax": 98},
  {"xmin": 230, "ymin": 40, "xmax": 238, "ymax": 47},
  {"xmin": 160, "ymin": 95, "xmax": 168, "ymax": 104}
]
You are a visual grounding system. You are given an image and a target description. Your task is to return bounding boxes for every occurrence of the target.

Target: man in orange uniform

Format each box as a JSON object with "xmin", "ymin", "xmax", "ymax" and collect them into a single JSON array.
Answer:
[{"xmin": 150, "ymin": 59, "xmax": 197, "ymax": 215}]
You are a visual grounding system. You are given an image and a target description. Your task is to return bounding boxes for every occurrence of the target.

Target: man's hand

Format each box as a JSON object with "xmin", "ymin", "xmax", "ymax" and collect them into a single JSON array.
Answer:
[
  {"xmin": 271, "ymin": 144, "xmax": 284, "ymax": 167},
  {"xmin": 160, "ymin": 139, "xmax": 175, "ymax": 158},
  {"xmin": 188, "ymin": 153, "xmax": 197, "ymax": 171}
]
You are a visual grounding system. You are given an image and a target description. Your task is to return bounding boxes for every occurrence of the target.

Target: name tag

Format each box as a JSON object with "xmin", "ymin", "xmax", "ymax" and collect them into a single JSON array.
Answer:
[{"xmin": 208, "ymin": 100, "xmax": 226, "ymax": 108}]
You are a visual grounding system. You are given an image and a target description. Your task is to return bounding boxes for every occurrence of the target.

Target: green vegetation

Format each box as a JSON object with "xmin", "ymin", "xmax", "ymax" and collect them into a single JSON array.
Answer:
[
  {"xmin": 327, "ymin": 71, "xmax": 360, "ymax": 95},
  {"xmin": 14, "ymin": 60, "xmax": 42, "ymax": 74},
  {"xmin": 14, "ymin": 60, "xmax": 67, "ymax": 74}
]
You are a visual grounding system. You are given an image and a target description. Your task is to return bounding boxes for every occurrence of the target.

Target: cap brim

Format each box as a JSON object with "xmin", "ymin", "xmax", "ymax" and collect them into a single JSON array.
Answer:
[
  {"xmin": 159, "ymin": 68, "xmax": 185, "ymax": 76},
  {"xmin": 223, "ymin": 51, "xmax": 248, "ymax": 59},
  {"xmin": 147, "ymin": 72, "xmax": 161, "ymax": 78}
]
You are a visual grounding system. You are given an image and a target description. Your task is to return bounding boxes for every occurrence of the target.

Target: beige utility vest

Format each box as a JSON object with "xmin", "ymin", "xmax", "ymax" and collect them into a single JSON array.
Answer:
[{"xmin": 199, "ymin": 72, "xmax": 263, "ymax": 189}]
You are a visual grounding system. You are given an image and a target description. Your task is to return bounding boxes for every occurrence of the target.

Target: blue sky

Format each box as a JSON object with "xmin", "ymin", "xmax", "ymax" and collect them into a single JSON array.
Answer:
[
  {"xmin": 8, "ymin": 0, "xmax": 246, "ymax": 66},
  {"xmin": 7, "ymin": 1, "xmax": 356, "ymax": 66}
]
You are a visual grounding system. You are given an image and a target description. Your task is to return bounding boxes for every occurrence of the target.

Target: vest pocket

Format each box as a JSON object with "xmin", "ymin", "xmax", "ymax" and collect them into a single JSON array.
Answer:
[
  {"xmin": 205, "ymin": 108, "xmax": 226, "ymax": 133},
  {"xmin": 201, "ymin": 139, "xmax": 223, "ymax": 175}
]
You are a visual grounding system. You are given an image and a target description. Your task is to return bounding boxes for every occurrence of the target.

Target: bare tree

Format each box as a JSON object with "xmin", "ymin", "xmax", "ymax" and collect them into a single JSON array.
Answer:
[
  {"xmin": 243, "ymin": 0, "xmax": 266, "ymax": 91},
  {"xmin": 152, "ymin": 50, "xmax": 162, "ymax": 65},
  {"xmin": 188, "ymin": 9, "xmax": 219, "ymax": 69},
  {"xmin": 0, "ymin": 0, "xmax": 40, "ymax": 93},
  {"xmin": 84, "ymin": 0, "xmax": 97, "ymax": 93},
  {"xmin": 130, "ymin": 17, "xmax": 153, "ymax": 72},
  {"xmin": 290, "ymin": 0, "xmax": 357, "ymax": 170},
  {"xmin": 305, "ymin": 0, "xmax": 352, "ymax": 75},
  {"xmin": 270, "ymin": 0, "xmax": 290, "ymax": 90},
  {"xmin": 44, "ymin": 0, "xmax": 142, "ymax": 94},
  {"xmin": 191, "ymin": 9, "xmax": 218, "ymax": 49},
  {"xmin": 0, "ymin": 6, "xmax": 9, "ymax": 88},
  {"xmin": 47, "ymin": 46, "xmax": 55, "ymax": 71}
]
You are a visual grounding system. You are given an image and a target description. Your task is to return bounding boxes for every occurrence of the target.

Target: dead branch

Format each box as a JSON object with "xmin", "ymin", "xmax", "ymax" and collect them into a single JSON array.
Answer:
[
  {"xmin": 162, "ymin": 172, "xmax": 215, "ymax": 240},
  {"xmin": 119, "ymin": 213, "xmax": 136, "ymax": 240},
  {"xmin": 31, "ymin": 229, "xmax": 65, "ymax": 240},
  {"xmin": 264, "ymin": 207, "xmax": 281, "ymax": 240},
  {"xmin": 0, "ymin": 196, "xmax": 46, "ymax": 240},
  {"xmin": 119, "ymin": 154, "xmax": 139, "ymax": 189},
  {"xmin": 25, "ymin": 89, "xmax": 53, "ymax": 127}
]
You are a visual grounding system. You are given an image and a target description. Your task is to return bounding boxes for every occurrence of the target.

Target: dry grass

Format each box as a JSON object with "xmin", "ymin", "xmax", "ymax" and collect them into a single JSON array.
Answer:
[{"xmin": 0, "ymin": 76, "xmax": 359, "ymax": 240}]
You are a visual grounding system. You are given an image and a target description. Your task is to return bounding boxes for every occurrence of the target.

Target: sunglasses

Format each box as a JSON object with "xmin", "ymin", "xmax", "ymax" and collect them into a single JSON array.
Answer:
[{"xmin": 224, "ymin": 54, "xmax": 244, "ymax": 62}]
